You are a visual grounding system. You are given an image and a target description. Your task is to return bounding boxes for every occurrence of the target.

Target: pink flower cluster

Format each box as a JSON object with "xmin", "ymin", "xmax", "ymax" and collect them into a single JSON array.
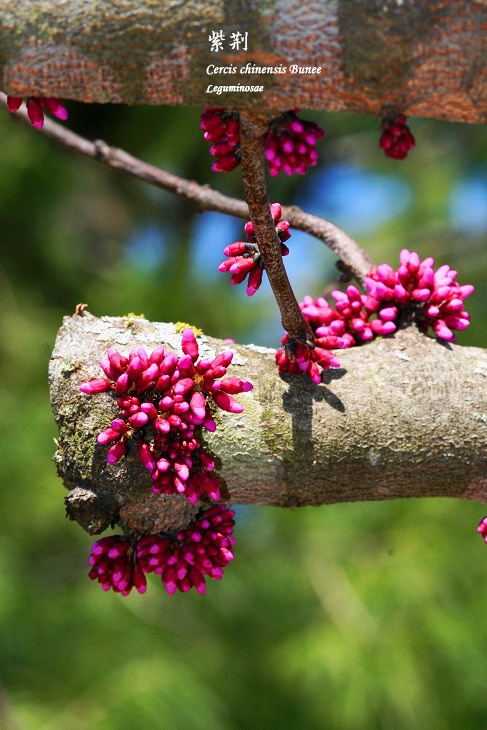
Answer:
[
  {"xmin": 315, "ymin": 287, "xmax": 397, "ymax": 344},
  {"xmin": 379, "ymin": 116, "xmax": 415, "ymax": 160},
  {"xmin": 89, "ymin": 503, "xmax": 235, "ymax": 596},
  {"xmin": 200, "ymin": 108, "xmax": 324, "ymax": 176},
  {"xmin": 200, "ymin": 108, "xmax": 241, "ymax": 172},
  {"xmin": 80, "ymin": 329, "xmax": 252, "ymax": 504},
  {"xmin": 275, "ymin": 284, "xmax": 396, "ymax": 383},
  {"xmin": 137, "ymin": 504, "xmax": 235, "ymax": 595},
  {"xmin": 365, "ymin": 250, "xmax": 474, "ymax": 342},
  {"xmin": 265, "ymin": 110, "xmax": 324, "ymax": 176},
  {"xmin": 275, "ymin": 251, "xmax": 474, "ymax": 384},
  {"xmin": 6, "ymin": 95, "xmax": 68, "ymax": 129},
  {"xmin": 477, "ymin": 517, "xmax": 487, "ymax": 544},
  {"xmin": 218, "ymin": 202, "xmax": 291, "ymax": 296},
  {"xmin": 89, "ymin": 535, "xmax": 147, "ymax": 595},
  {"xmin": 276, "ymin": 332, "xmax": 342, "ymax": 384}
]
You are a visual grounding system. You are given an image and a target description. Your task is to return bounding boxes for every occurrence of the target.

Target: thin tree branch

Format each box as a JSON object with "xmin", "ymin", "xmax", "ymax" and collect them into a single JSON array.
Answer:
[
  {"xmin": 239, "ymin": 111, "xmax": 313, "ymax": 340},
  {"xmin": 280, "ymin": 206, "xmax": 374, "ymax": 285},
  {"xmin": 0, "ymin": 92, "xmax": 373, "ymax": 282}
]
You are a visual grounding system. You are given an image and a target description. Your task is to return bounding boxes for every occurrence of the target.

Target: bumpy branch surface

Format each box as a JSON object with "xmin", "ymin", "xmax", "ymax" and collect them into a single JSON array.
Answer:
[
  {"xmin": 50, "ymin": 312, "xmax": 487, "ymax": 536},
  {"xmin": 1, "ymin": 1, "xmax": 487, "ymax": 123},
  {"xmin": 0, "ymin": 92, "xmax": 373, "ymax": 282},
  {"xmin": 240, "ymin": 112, "xmax": 313, "ymax": 339}
]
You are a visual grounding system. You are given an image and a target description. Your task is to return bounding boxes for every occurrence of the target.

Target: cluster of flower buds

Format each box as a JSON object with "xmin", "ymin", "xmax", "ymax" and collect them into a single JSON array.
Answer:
[
  {"xmin": 365, "ymin": 250, "xmax": 474, "ymax": 342},
  {"xmin": 89, "ymin": 535, "xmax": 147, "ymax": 596},
  {"xmin": 218, "ymin": 203, "xmax": 291, "ymax": 296},
  {"xmin": 89, "ymin": 504, "xmax": 235, "ymax": 597},
  {"xmin": 275, "ymin": 251, "xmax": 474, "ymax": 383},
  {"xmin": 276, "ymin": 332, "xmax": 342, "ymax": 384},
  {"xmin": 200, "ymin": 108, "xmax": 241, "ymax": 172},
  {"xmin": 6, "ymin": 95, "xmax": 68, "ymax": 129},
  {"xmin": 379, "ymin": 116, "xmax": 415, "ymax": 160},
  {"xmin": 80, "ymin": 329, "xmax": 252, "ymax": 504},
  {"xmin": 478, "ymin": 517, "xmax": 487, "ymax": 545},
  {"xmin": 275, "ymin": 283, "xmax": 397, "ymax": 383},
  {"xmin": 137, "ymin": 504, "xmax": 235, "ymax": 595},
  {"xmin": 265, "ymin": 110, "xmax": 324, "ymax": 176},
  {"xmin": 201, "ymin": 108, "xmax": 324, "ymax": 176},
  {"xmin": 322, "ymin": 286, "xmax": 397, "ymax": 342}
]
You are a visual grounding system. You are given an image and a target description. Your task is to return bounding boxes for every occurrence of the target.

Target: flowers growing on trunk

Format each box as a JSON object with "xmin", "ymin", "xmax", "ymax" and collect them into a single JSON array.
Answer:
[{"xmin": 89, "ymin": 504, "xmax": 235, "ymax": 596}]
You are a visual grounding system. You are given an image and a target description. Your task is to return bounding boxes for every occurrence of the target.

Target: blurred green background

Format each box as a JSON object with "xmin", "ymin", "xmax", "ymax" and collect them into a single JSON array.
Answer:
[{"xmin": 0, "ymin": 102, "xmax": 486, "ymax": 730}]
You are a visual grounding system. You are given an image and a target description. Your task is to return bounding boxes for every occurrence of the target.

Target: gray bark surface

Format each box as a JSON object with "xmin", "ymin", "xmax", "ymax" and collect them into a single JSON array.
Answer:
[
  {"xmin": 49, "ymin": 311, "xmax": 487, "ymax": 535},
  {"xmin": 1, "ymin": 1, "xmax": 486, "ymax": 122}
]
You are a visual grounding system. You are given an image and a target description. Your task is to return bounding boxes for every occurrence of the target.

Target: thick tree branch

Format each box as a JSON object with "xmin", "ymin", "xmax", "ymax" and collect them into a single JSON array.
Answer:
[
  {"xmin": 1, "ymin": 1, "xmax": 486, "ymax": 123},
  {"xmin": 50, "ymin": 312, "xmax": 487, "ymax": 536},
  {"xmin": 0, "ymin": 92, "xmax": 373, "ymax": 282},
  {"xmin": 239, "ymin": 111, "xmax": 313, "ymax": 339}
]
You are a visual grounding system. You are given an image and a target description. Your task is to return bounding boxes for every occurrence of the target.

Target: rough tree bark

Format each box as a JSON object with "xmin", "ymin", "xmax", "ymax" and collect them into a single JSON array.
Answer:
[
  {"xmin": 1, "ymin": 1, "xmax": 487, "ymax": 122},
  {"xmin": 50, "ymin": 312, "xmax": 487, "ymax": 535},
  {"xmin": 5, "ymin": 2, "xmax": 486, "ymax": 534}
]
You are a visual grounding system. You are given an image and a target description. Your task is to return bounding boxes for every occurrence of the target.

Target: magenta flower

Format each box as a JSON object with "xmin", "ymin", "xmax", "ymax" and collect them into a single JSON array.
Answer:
[
  {"xmin": 319, "ymin": 285, "xmax": 396, "ymax": 344},
  {"xmin": 218, "ymin": 202, "xmax": 291, "ymax": 296},
  {"xmin": 365, "ymin": 250, "xmax": 474, "ymax": 342},
  {"xmin": 79, "ymin": 329, "xmax": 252, "ymax": 504},
  {"xmin": 88, "ymin": 504, "xmax": 235, "ymax": 597},
  {"xmin": 379, "ymin": 116, "xmax": 415, "ymax": 160},
  {"xmin": 276, "ymin": 295, "xmax": 346, "ymax": 384},
  {"xmin": 200, "ymin": 108, "xmax": 241, "ymax": 172},
  {"xmin": 265, "ymin": 110, "xmax": 324, "ymax": 176},
  {"xmin": 88, "ymin": 536, "xmax": 147, "ymax": 596},
  {"xmin": 201, "ymin": 108, "xmax": 324, "ymax": 177},
  {"xmin": 276, "ymin": 332, "xmax": 342, "ymax": 384},
  {"xmin": 275, "ymin": 250, "xmax": 474, "ymax": 384},
  {"xmin": 478, "ymin": 517, "xmax": 487, "ymax": 543},
  {"xmin": 137, "ymin": 503, "xmax": 236, "ymax": 595},
  {"xmin": 6, "ymin": 95, "xmax": 68, "ymax": 129},
  {"xmin": 275, "ymin": 284, "xmax": 398, "ymax": 384}
]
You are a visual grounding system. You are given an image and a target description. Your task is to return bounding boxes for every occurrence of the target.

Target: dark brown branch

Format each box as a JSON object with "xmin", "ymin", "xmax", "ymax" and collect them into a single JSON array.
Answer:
[
  {"xmin": 239, "ymin": 112, "xmax": 313, "ymax": 340},
  {"xmin": 0, "ymin": 92, "xmax": 373, "ymax": 283}
]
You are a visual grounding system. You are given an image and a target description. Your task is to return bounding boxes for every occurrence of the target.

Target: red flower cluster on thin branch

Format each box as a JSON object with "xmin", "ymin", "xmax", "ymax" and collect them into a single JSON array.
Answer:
[
  {"xmin": 218, "ymin": 202, "xmax": 291, "ymax": 296},
  {"xmin": 201, "ymin": 108, "xmax": 324, "ymax": 176},
  {"xmin": 7, "ymin": 96, "xmax": 67, "ymax": 129}
]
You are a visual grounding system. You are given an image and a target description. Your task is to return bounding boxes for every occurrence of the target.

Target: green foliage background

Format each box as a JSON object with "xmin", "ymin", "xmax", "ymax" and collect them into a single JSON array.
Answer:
[{"xmin": 0, "ymin": 103, "xmax": 486, "ymax": 730}]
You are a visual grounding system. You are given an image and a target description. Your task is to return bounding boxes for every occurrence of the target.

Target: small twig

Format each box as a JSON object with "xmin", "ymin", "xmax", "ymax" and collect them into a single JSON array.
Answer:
[
  {"xmin": 280, "ymin": 207, "xmax": 374, "ymax": 284},
  {"xmin": 239, "ymin": 112, "xmax": 313, "ymax": 340},
  {"xmin": 0, "ymin": 92, "xmax": 373, "ymax": 282}
]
